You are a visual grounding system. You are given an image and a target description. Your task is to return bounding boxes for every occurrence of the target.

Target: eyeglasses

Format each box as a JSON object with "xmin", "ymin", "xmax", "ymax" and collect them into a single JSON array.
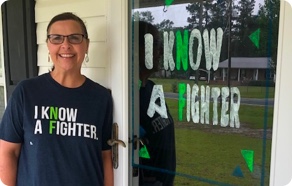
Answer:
[{"xmin": 47, "ymin": 34, "xmax": 86, "ymax": 44}]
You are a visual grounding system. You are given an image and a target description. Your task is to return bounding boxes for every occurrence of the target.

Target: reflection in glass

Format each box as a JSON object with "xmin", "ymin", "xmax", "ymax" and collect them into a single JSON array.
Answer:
[
  {"xmin": 137, "ymin": 21, "xmax": 176, "ymax": 186},
  {"xmin": 131, "ymin": 0, "xmax": 279, "ymax": 185}
]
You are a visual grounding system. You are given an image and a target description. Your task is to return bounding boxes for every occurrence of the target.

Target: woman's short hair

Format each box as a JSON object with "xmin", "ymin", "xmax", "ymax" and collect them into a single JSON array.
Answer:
[{"xmin": 46, "ymin": 12, "xmax": 89, "ymax": 40}]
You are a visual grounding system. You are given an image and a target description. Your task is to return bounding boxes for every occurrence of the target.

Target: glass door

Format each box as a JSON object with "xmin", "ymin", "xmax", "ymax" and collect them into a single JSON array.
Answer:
[{"xmin": 130, "ymin": 0, "xmax": 279, "ymax": 185}]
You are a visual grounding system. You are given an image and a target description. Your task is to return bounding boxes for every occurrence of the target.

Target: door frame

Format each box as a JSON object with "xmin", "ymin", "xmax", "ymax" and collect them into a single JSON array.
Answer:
[
  {"xmin": 269, "ymin": 1, "xmax": 292, "ymax": 186},
  {"xmin": 107, "ymin": 0, "xmax": 130, "ymax": 185},
  {"xmin": 99, "ymin": 0, "xmax": 292, "ymax": 185}
]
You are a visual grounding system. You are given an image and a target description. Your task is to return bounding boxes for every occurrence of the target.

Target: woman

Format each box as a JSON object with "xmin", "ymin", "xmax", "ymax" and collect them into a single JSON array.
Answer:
[{"xmin": 0, "ymin": 12, "xmax": 113, "ymax": 186}]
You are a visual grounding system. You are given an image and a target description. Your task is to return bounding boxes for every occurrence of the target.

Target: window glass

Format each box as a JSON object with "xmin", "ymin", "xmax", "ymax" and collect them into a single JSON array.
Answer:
[{"xmin": 131, "ymin": 0, "xmax": 279, "ymax": 185}]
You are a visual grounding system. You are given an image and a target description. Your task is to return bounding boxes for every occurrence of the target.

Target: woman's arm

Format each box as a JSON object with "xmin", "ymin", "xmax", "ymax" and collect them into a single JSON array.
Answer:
[
  {"xmin": 102, "ymin": 149, "xmax": 113, "ymax": 186},
  {"xmin": 0, "ymin": 140, "xmax": 21, "ymax": 186}
]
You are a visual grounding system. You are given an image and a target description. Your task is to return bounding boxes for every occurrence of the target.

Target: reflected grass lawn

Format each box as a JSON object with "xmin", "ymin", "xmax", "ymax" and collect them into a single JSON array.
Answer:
[
  {"xmin": 149, "ymin": 78, "xmax": 274, "ymax": 185},
  {"xmin": 174, "ymin": 128, "xmax": 271, "ymax": 185},
  {"xmin": 164, "ymin": 98, "xmax": 273, "ymax": 185},
  {"xmin": 239, "ymin": 105, "xmax": 273, "ymax": 129}
]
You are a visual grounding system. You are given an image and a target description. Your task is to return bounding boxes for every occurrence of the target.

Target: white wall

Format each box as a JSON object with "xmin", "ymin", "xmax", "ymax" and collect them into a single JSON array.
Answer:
[{"xmin": 270, "ymin": 2, "xmax": 292, "ymax": 186}]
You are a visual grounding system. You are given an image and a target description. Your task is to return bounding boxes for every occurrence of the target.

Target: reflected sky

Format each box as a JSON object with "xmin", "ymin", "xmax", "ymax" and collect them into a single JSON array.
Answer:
[{"xmin": 135, "ymin": 0, "xmax": 265, "ymax": 27}]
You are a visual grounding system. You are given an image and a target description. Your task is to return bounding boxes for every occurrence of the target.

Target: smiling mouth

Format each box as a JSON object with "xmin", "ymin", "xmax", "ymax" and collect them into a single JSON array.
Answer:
[{"xmin": 59, "ymin": 54, "xmax": 75, "ymax": 58}]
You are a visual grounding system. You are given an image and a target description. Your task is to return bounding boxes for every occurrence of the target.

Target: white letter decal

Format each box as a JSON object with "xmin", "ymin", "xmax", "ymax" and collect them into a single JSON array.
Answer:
[
  {"xmin": 145, "ymin": 33, "xmax": 153, "ymax": 70},
  {"xmin": 221, "ymin": 87, "xmax": 229, "ymax": 127},
  {"xmin": 191, "ymin": 84, "xmax": 200, "ymax": 123},
  {"xmin": 211, "ymin": 87, "xmax": 220, "ymax": 125},
  {"xmin": 203, "ymin": 28, "xmax": 223, "ymax": 71},
  {"xmin": 200, "ymin": 85, "xmax": 210, "ymax": 124},
  {"xmin": 147, "ymin": 85, "xmax": 168, "ymax": 119},
  {"xmin": 164, "ymin": 31, "xmax": 175, "ymax": 71},
  {"xmin": 230, "ymin": 87, "xmax": 241, "ymax": 128},
  {"xmin": 189, "ymin": 29, "xmax": 202, "ymax": 70}
]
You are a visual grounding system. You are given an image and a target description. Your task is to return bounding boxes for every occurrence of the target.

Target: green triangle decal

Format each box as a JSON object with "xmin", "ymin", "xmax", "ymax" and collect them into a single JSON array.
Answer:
[
  {"xmin": 249, "ymin": 29, "xmax": 260, "ymax": 49},
  {"xmin": 241, "ymin": 150, "xmax": 254, "ymax": 172},
  {"xmin": 165, "ymin": 0, "xmax": 175, "ymax": 6},
  {"xmin": 139, "ymin": 146, "xmax": 150, "ymax": 159}
]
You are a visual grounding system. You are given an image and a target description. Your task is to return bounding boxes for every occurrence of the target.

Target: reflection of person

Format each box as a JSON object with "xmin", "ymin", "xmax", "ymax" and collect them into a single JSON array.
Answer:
[
  {"xmin": 138, "ymin": 21, "xmax": 176, "ymax": 186},
  {"xmin": 0, "ymin": 12, "xmax": 113, "ymax": 186}
]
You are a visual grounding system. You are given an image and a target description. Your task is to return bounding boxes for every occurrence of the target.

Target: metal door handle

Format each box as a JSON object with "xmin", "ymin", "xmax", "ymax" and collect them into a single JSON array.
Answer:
[
  {"xmin": 107, "ymin": 123, "xmax": 126, "ymax": 169},
  {"xmin": 107, "ymin": 139, "xmax": 126, "ymax": 147}
]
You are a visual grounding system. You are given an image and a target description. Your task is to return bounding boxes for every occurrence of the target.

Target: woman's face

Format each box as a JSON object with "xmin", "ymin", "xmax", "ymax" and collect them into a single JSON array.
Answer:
[{"xmin": 47, "ymin": 20, "xmax": 89, "ymax": 72}]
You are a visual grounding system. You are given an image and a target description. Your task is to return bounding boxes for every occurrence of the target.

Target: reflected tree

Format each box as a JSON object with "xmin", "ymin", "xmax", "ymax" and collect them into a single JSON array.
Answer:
[
  {"xmin": 257, "ymin": 0, "xmax": 280, "ymax": 69},
  {"xmin": 208, "ymin": 0, "xmax": 228, "ymax": 29},
  {"xmin": 132, "ymin": 11, "xmax": 155, "ymax": 23},
  {"xmin": 232, "ymin": 0, "xmax": 257, "ymax": 57},
  {"xmin": 185, "ymin": 1, "xmax": 213, "ymax": 29},
  {"xmin": 155, "ymin": 19, "xmax": 174, "ymax": 30}
]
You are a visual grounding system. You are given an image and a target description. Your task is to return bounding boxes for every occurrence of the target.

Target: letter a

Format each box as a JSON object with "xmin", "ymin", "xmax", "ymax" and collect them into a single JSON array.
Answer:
[
  {"xmin": 147, "ymin": 85, "xmax": 168, "ymax": 119},
  {"xmin": 34, "ymin": 120, "xmax": 42, "ymax": 134}
]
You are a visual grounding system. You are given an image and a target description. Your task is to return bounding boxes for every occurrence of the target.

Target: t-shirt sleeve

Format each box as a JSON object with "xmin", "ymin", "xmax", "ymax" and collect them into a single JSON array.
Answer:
[
  {"xmin": 101, "ymin": 92, "xmax": 113, "ymax": 151},
  {"xmin": 0, "ymin": 95, "xmax": 24, "ymax": 143}
]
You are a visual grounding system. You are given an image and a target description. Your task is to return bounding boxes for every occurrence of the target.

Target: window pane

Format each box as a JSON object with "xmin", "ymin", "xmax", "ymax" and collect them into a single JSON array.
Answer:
[{"xmin": 131, "ymin": 0, "xmax": 279, "ymax": 185}]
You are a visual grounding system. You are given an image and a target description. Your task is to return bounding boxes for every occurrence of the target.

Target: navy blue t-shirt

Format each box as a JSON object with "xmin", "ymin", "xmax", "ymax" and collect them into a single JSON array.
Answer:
[{"xmin": 0, "ymin": 73, "xmax": 113, "ymax": 186}]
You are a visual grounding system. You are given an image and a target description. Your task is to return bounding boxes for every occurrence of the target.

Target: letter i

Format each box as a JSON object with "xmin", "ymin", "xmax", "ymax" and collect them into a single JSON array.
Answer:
[{"xmin": 34, "ymin": 106, "xmax": 38, "ymax": 119}]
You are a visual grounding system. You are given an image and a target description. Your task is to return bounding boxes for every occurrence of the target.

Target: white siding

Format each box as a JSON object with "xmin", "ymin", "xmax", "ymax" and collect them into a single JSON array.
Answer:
[{"xmin": 35, "ymin": 0, "xmax": 109, "ymax": 87}]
